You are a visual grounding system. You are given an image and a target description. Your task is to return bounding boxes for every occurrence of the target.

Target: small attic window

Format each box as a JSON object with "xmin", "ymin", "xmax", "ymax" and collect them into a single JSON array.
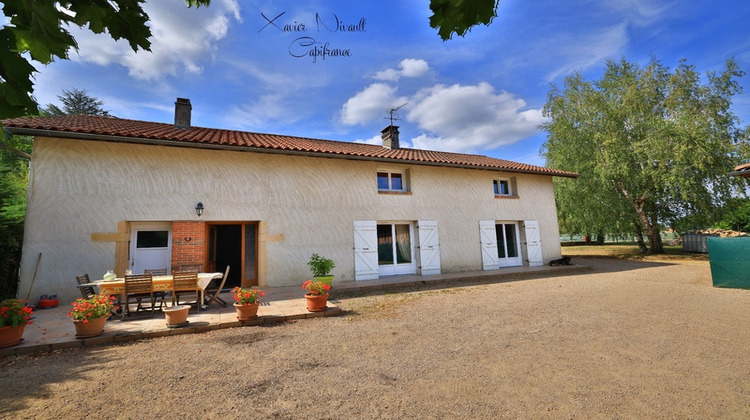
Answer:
[
  {"xmin": 493, "ymin": 177, "xmax": 518, "ymax": 198},
  {"xmin": 377, "ymin": 169, "xmax": 410, "ymax": 194}
]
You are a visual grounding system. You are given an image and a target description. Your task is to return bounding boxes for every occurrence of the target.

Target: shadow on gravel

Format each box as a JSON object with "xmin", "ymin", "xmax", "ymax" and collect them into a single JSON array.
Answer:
[{"xmin": 571, "ymin": 257, "xmax": 674, "ymax": 274}]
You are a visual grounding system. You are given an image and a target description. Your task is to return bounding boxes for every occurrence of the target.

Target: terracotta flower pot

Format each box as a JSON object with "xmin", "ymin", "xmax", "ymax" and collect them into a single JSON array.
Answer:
[
  {"xmin": 0, "ymin": 324, "xmax": 26, "ymax": 348},
  {"xmin": 305, "ymin": 293, "xmax": 328, "ymax": 312},
  {"xmin": 73, "ymin": 315, "xmax": 108, "ymax": 339},
  {"xmin": 234, "ymin": 302, "xmax": 259, "ymax": 321},
  {"xmin": 164, "ymin": 305, "xmax": 190, "ymax": 328}
]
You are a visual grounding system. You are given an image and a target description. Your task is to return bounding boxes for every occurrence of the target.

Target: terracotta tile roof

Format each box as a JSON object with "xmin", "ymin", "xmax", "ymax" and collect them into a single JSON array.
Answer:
[
  {"xmin": 2, "ymin": 115, "xmax": 578, "ymax": 178},
  {"xmin": 730, "ymin": 162, "xmax": 750, "ymax": 177}
]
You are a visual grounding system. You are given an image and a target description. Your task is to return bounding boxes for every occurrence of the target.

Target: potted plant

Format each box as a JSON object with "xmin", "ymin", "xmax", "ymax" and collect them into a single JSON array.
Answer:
[
  {"xmin": 232, "ymin": 287, "xmax": 265, "ymax": 321},
  {"xmin": 302, "ymin": 279, "xmax": 331, "ymax": 312},
  {"xmin": 163, "ymin": 305, "xmax": 190, "ymax": 328},
  {"xmin": 0, "ymin": 299, "xmax": 34, "ymax": 348},
  {"xmin": 307, "ymin": 253, "xmax": 335, "ymax": 285},
  {"xmin": 67, "ymin": 294, "xmax": 116, "ymax": 338}
]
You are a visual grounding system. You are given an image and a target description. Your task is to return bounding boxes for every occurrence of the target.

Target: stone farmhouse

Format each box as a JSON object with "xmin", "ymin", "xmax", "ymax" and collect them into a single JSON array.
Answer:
[{"xmin": 3, "ymin": 99, "xmax": 577, "ymax": 303}]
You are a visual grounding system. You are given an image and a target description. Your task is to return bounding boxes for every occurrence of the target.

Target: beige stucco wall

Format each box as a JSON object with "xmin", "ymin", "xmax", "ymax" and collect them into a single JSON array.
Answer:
[{"xmin": 19, "ymin": 137, "xmax": 562, "ymax": 303}]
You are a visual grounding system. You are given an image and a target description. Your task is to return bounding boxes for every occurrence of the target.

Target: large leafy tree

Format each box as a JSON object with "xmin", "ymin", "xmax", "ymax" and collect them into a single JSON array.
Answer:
[
  {"xmin": 541, "ymin": 57, "xmax": 748, "ymax": 253},
  {"xmin": 42, "ymin": 88, "xmax": 110, "ymax": 117}
]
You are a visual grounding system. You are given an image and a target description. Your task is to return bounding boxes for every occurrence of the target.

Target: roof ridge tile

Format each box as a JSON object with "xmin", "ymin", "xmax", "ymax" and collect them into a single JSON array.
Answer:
[{"xmin": 1, "ymin": 115, "xmax": 577, "ymax": 178}]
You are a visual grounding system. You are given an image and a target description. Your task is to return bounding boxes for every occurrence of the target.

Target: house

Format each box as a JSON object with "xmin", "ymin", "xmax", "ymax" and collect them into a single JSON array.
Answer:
[{"xmin": 3, "ymin": 99, "xmax": 577, "ymax": 303}]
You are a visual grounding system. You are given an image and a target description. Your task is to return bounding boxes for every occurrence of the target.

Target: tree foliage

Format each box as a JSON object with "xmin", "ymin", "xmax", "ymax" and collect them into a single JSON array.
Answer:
[
  {"xmin": 0, "ymin": 0, "xmax": 211, "ymax": 122},
  {"xmin": 42, "ymin": 88, "xmax": 110, "ymax": 117},
  {"xmin": 714, "ymin": 198, "xmax": 750, "ymax": 233},
  {"xmin": 0, "ymin": 133, "xmax": 30, "ymax": 299},
  {"xmin": 429, "ymin": 0, "xmax": 499, "ymax": 40},
  {"xmin": 541, "ymin": 57, "xmax": 748, "ymax": 253}
]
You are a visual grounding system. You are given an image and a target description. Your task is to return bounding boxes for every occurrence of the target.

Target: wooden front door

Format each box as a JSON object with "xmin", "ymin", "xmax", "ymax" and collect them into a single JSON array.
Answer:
[{"xmin": 208, "ymin": 222, "xmax": 258, "ymax": 287}]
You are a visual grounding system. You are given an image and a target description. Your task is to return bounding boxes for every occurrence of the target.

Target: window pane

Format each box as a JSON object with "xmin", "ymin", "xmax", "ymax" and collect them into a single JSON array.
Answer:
[
  {"xmin": 505, "ymin": 224, "xmax": 518, "ymax": 257},
  {"xmin": 395, "ymin": 224, "xmax": 411, "ymax": 264},
  {"xmin": 377, "ymin": 172, "xmax": 389, "ymax": 189},
  {"xmin": 495, "ymin": 225, "xmax": 506, "ymax": 258},
  {"xmin": 499, "ymin": 180, "xmax": 509, "ymax": 195},
  {"xmin": 391, "ymin": 173, "xmax": 403, "ymax": 190},
  {"xmin": 493, "ymin": 180, "xmax": 499, "ymax": 195},
  {"xmin": 377, "ymin": 224, "xmax": 394, "ymax": 265},
  {"xmin": 136, "ymin": 231, "xmax": 169, "ymax": 248}
]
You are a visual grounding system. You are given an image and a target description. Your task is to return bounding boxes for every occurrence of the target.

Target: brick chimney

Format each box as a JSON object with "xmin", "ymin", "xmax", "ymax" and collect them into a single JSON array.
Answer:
[
  {"xmin": 174, "ymin": 98, "xmax": 192, "ymax": 129},
  {"xmin": 381, "ymin": 125, "xmax": 400, "ymax": 149}
]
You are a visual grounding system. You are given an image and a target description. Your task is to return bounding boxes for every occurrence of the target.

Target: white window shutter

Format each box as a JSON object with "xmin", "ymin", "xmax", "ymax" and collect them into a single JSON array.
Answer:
[
  {"xmin": 353, "ymin": 220, "xmax": 379, "ymax": 281},
  {"xmin": 479, "ymin": 220, "xmax": 498, "ymax": 271},
  {"xmin": 524, "ymin": 220, "xmax": 543, "ymax": 267},
  {"xmin": 417, "ymin": 220, "xmax": 441, "ymax": 276}
]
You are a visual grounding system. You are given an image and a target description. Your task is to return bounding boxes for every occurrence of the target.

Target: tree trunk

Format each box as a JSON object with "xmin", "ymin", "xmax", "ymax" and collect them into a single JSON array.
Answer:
[
  {"xmin": 633, "ymin": 223, "xmax": 648, "ymax": 253},
  {"xmin": 648, "ymin": 212, "xmax": 664, "ymax": 253},
  {"xmin": 633, "ymin": 198, "xmax": 664, "ymax": 254},
  {"xmin": 631, "ymin": 197, "xmax": 664, "ymax": 254}
]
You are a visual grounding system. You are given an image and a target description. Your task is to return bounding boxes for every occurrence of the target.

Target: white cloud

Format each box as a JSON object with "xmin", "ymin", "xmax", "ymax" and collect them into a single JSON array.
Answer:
[
  {"xmin": 353, "ymin": 133, "xmax": 412, "ymax": 148},
  {"xmin": 543, "ymin": 23, "xmax": 629, "ymax": 82},
  {"xmin": 603, "ymin": 0, "xmax": 671, "ymax": 26},
  {"xmin": 353, "ymin": 134, "xmax": 383, "ymax": 146},
  {"xmin": 340, "ymin": 59, "xmax": 544, "ymax": 153},
  {"xmin": 534, "ymin": 1, "xmax": 672, "ymax": 82},
  {"xmin": 66, "ymin": 0, "xmax": 241, "ymax": 81},
  {"xmin": 339, "ymin": 83, "xmax": 408, "ymax": 125},
  {"xmin": 374, "ymin": 58, "xmax": 430, "ymax": 81},
  {"xmin": 407, "ymin": 82, "xmax": 544, "ymax": 152},
  {"xmin": 225, "ymin": 92, "xmax": 304, "ymax": 129}
]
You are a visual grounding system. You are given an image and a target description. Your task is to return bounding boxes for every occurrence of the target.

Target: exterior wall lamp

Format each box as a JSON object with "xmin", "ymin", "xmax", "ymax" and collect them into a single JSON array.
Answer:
[{"xmin": 195, "ymin": 202, "xmax": 204, "ymax": 217}]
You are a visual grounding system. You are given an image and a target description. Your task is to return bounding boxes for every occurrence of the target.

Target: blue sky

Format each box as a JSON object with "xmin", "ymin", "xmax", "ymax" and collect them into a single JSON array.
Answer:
[{"xmin": 25, "ymin": 0, "xmax": 750, "ymax": 167}]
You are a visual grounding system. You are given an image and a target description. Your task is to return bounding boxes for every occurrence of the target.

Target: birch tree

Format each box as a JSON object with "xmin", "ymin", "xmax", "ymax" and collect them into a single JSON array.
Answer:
[{"xmin": 541, "ymin": 57, "xmax": 748, "ymax": 253}]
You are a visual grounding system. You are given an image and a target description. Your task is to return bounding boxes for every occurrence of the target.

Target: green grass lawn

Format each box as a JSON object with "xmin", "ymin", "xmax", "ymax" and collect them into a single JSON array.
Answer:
[{"xmin": 561, "ymin": 243, "xmax": 709, "ymax": 262}]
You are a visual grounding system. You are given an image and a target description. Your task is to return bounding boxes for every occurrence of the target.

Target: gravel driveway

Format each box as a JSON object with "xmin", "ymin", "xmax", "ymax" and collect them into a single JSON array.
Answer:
[{"xmin": 2, "ymin": 258, "xmax": 749, "ymax": 418}]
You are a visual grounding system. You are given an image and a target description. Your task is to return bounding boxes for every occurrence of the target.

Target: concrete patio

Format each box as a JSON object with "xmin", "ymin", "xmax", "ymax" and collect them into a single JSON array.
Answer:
[{"xmin": 1, "ymin": 263, "xmax": 589, "ymax": 357}]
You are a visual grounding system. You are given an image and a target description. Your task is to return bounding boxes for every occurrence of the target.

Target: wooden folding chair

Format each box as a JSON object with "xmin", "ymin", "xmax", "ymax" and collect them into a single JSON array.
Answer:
[
  {"xmin": 75, "ymin": 274, "xmax": 96, "ymax": 299},
  {"xmin": 179, "ymin": 263, "xmax": 203, "ymax": 272},
  {"xmin": 123, "ymin": 274, "xmax": 162, "ymax": 318},
  {"xmin": 203, "ymin": 265, "xmax": 230, "ymax": 308},
  {"xmin": 172, "ymin": 271, "xmax": 201, "ymax": 310},
  {"xmin": 143, "ymin": 268, "xmax": 169, "ymax": 302}
]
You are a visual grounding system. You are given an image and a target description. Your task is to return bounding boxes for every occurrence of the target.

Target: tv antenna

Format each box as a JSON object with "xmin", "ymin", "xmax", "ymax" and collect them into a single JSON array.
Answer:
[{"xmin": 386, "ymin": 103, "xmax": 407, "ymax": 125}]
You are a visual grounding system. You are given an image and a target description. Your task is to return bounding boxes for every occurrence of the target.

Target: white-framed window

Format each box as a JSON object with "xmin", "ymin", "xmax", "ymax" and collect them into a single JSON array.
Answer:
[
  {"xmin": 378, "ymin": 170, "xmax": 408, "ymax": 192},
  {"xmin": 493, "ymin": 177, "xmax": 516, "ymax": 197}
]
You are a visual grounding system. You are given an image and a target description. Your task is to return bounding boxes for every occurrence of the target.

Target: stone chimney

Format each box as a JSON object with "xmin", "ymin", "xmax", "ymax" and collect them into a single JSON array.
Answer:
[
  {"xmin": 381, "ymin": 125, "xmax": 400, "ymax": 149},
  {"xmin": 174, "ymin": 98, "xmax": 192, "ymax": 129}
]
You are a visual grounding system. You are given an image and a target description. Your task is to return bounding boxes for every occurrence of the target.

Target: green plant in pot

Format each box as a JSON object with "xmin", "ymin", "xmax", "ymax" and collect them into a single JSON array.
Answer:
[{"xmin": 307, "ymin": 253, "xmax": 335, "ymax": 286}]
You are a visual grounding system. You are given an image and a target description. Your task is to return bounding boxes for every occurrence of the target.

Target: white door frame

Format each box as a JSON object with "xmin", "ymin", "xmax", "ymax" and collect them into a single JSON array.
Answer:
[
  {"xmin": 496, "ymin": 221, "xmax": 523, "ymax": 267},
  {"xmin": 377, "ymin": 221, "xmax": 416, "ymax": 276},
  {"xmin": 129, "ymin": 222, "xmax": 172, "ymax": 274}
]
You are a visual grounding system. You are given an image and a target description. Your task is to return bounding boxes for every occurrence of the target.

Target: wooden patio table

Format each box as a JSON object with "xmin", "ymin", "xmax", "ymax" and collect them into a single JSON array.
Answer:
[{"xmin": 84, "ymin": 273, "xmax": 223, "ymax": 307}]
